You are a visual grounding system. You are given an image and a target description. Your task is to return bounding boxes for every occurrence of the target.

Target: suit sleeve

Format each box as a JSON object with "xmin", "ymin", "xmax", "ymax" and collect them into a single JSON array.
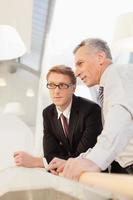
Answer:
[
  {"xmin": 43, "ymin": 110, "xmax": 67, "ymax": 163},
  {"xmin": 74, "ymin": 104, "xmax": 102, "ymax": 156}
]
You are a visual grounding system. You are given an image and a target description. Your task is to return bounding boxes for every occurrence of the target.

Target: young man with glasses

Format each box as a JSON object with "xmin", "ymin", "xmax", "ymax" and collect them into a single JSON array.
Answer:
[{"xmin": 14, "ymin": 65, "xmax": 102, "ymax": 173}]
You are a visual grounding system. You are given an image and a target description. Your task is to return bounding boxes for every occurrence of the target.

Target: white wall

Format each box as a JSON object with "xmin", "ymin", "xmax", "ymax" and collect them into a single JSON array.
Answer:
[
  {"xmin": 0, "ymin": 0, "xmax": 36, "ymax": 127},
  {"xmin": 0, "ymin": 62, "xmax": 39, "ymax": 126}
]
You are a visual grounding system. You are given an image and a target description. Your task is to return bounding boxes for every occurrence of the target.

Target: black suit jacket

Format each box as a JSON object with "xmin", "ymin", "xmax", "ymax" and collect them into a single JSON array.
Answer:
[{"xmin": 43, "ymin": 95, "xmax": 102, "ymax": 163}]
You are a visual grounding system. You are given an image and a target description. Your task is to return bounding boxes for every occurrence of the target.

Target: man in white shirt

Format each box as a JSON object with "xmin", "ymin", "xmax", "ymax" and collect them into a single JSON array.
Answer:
[
  {"xmin": 14, "ymin": 65, "xmax": 102, "ymax": 173},
  {"xmin": 61, "ymin": 38, "xmax": 133, "ymax": 180}
]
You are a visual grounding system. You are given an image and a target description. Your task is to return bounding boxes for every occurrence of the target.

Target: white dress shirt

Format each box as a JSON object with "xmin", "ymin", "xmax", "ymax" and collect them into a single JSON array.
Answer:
[
  {"xmin": 43, "ymin": 100, "xmax": 72, "ymax": 168},
  {"xmin": 85, "ymin": 64, "xmax": 133, "ymax": 170},
  {"xmin": 56, "ymin": 100, "xmax": 72, "ymax": 127}
]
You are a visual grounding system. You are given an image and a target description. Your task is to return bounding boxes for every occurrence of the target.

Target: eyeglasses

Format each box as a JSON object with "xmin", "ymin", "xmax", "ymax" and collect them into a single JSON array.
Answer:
[{"xmin": 46, "ymin": 83, "xmax": 73, "ymax": 89}]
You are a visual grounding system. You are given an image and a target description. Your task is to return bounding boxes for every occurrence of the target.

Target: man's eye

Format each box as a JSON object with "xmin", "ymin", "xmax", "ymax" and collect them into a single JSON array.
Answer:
[
  {"xmin": 59, "ymin": 83, "xmax": 68, "ymax": 88},
  {"xmin": 77, "ymin": 62, "xmax": 83, "ymax": 66},
  {"xmin": 49, "ymin": 83, "xmax": 55, "ymax": 87},
  {"xmin": 60, "ymin": 83, "xmax": 65, "ymax": 86},
  {"xmin": 47, "ymin": 83, "xmax": 56, "ymax": 88},
  {"xmin": 50, "ymin": 83, "xmax": 55, "ymax": 86}
]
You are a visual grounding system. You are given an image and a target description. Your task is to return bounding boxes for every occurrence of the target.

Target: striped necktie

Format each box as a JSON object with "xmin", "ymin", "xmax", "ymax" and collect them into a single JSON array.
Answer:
[
  {"xmin": 98, "ymin": 86, "xmax": 104, "ymax": 107},
  {"xmin": 98, "ymin": 86, "xmax": 104, "ymax": 125},
  {"xmin": 98, "ymin": 87, "xmax": 111, "ymax": 173},
  {"xmin": 60, "ymin": 113, "xmax": 69, "ymax": 137}
]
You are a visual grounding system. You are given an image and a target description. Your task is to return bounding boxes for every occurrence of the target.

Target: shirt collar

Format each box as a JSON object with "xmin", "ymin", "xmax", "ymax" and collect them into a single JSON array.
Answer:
[
  {"xmin": 56, "ymin": 100, "xmax": 72, "ymax": 120},
  {"xmin": 100, "ymin": 63, "xmax": 113, "ymax": 87}
]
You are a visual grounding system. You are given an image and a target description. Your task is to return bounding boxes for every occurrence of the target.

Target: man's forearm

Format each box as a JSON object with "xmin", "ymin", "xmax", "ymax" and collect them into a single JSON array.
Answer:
[{"xmin": 33, "ymin": 157, "xmax": 45, "ymax": 168}]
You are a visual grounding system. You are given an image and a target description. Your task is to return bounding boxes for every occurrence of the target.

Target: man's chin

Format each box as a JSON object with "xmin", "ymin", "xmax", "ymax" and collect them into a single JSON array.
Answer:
[
  {"xmin": 83, "ymin": 80, "xmax": 90, "ymax": 87},
  {"xmin": 86, "ymin": 82, "xmax": 95, "ymax": 87},
  {"xmin": 53, "ymin": 101, "xmax": 62, "ymax": 107},
  {"xmin": 85, "ymin": 83, "xmax": 91, "ymax": 87}
]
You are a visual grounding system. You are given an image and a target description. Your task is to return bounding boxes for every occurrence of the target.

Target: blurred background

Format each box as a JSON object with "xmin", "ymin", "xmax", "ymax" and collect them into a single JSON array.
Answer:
[{"xmin": 0, "ymin": 0, "xmax": 133, "ymax": 155}]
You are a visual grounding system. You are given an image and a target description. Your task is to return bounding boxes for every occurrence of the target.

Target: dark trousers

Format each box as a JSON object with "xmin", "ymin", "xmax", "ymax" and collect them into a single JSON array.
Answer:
[
  {"xmin": 125, "ymin": 164, "xmax": 133, "ymax": 174},
  {"xmin": 103, "ymin": 161, "xmax": 128, "ymax": 174},
  {"xmin": 111, "ymin": 161, "xmax": 127, "ymax": 174}
]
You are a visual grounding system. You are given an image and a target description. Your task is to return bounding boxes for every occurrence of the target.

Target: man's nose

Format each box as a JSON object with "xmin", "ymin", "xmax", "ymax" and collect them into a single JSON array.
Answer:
[
  {"xmin": 75, "ymin": 68, "xmax": 80, "ymax": 77},
  {"xmin": 54, "ymin": 86, "xmax": 61, "ymax": 93}
]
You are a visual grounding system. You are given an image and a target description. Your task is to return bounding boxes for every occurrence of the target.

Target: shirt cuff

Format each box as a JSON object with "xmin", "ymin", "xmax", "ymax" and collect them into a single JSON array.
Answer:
[
  {"xmin": 42, "ymin": 157, "xmax": 48, "ymax": 169},
  {"xmin": 85, "ymin": 146, "xmax": 114, "ymax": 170},
  {"xmin": 79, "ymin": 148, "xmax": 92, "ymax": 158}
]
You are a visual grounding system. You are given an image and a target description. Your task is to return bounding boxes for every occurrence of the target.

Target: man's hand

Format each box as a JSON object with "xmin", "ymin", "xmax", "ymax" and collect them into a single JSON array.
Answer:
[
  {"xmin": 14, "ymin": 151, "xmax": 44, "ymax": 168},
  {"xmin": 62, "ymin": 157, "xmax": 101, "ymax": 181},
  {"xmin": 48, "ymin": 157, "xmax": 66, "ymax": 175}
]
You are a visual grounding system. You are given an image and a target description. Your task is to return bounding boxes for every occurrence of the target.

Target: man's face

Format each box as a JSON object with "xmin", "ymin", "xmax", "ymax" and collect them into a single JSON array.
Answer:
[
  {"xmin": 47, "ymin": 72, "xmax": 75, "ymax": 111},
  {"xmin": 75, "ymin": 46, "xmax": 102, "ymax": 87}
]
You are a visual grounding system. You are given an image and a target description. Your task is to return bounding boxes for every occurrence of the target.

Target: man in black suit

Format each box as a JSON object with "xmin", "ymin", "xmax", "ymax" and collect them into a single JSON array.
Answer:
[
  {"xmin": 43, "ymin": 94, "xmax": 101, "ymax": 164},
  {"xmin": 14, "ymin": 65, "xmax": 102, "ymax": 170}
]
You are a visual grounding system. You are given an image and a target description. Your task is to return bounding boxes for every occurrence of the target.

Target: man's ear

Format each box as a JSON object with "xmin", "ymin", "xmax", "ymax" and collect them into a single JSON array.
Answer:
[
  {"xmin": 72, "ymin": 84, "xmax": 76, "ymax": 92},
  {"xmin": 97, "ymin": 51, "xmax": 106, "ymax": 65}
]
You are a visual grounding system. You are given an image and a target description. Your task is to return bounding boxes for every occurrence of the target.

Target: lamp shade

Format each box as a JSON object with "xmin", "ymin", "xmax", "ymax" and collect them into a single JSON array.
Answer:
[
  {"xmin": 0, "ymin": 25, "xmax": 26, "ymax": 60},
  {"xmin": 112, "ymin": 12, "xmax": 133, "ymax": 52}
]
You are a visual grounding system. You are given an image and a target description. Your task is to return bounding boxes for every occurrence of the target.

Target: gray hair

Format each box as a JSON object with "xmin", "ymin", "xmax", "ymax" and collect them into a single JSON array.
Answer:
[{"xmin": 73, "ymin": 38, "xmax": 112, "ymax": 60}]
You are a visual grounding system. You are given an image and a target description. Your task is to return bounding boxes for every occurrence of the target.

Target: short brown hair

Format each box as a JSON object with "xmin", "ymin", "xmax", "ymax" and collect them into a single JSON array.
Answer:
[{"xmin": 46, "ymin": 65, "xmax": 76, "ymax": 85}]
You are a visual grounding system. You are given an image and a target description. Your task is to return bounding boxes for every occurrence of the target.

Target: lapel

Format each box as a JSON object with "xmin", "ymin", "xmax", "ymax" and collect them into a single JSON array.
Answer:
[{"xmin": 68, "ymin": 95, "xmax": 79, "ymax": 144}]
